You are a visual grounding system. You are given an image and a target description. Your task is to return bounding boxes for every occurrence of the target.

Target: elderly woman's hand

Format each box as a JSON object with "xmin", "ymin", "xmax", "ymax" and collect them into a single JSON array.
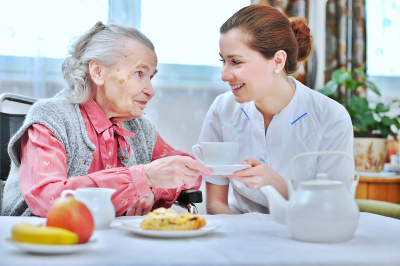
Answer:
[
  {"xmin": 126, "ymin": 192, "xmax": 155, "ymax": 216},
  {"xmin": 144, "ymin": 156, "xmax": 213, "ymax": 189}
]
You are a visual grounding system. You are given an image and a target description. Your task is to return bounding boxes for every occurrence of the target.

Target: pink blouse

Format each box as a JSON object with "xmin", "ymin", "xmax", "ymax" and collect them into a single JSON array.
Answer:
[{"xmin": 18, "ymin": 97, "xmax": 201, "ymax": 217}]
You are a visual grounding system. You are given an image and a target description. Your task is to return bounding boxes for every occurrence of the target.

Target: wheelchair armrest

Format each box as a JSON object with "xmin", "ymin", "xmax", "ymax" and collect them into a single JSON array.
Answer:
[{"xmin": 176, "ymin": 190, "xmax": 202, "ymax": 205}]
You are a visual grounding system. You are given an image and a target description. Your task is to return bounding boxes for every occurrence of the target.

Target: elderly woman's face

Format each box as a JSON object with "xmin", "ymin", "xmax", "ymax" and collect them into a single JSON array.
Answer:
[{"xmin": 92, "ymin": 38, "xmax": 158, "ymax": 122}]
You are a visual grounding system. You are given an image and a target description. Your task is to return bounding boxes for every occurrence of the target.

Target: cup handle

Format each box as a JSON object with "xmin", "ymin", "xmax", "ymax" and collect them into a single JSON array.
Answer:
[
  {"xmin": 61, "ymin": 190, "xmax": 76, "ymax": 199},
  {"xmin": 192, "ymin": 144, "xmax": 205, "ymax": 164}
]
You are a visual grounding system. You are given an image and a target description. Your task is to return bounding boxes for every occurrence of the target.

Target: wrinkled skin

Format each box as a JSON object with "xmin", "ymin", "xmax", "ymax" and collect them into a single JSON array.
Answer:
[
  {"xmin": 89, "ymin": 38, "xmax": 158, "ymax": 122},
  {"xmin": 126, "ymin": 192, "xmax": 155, "ymax": 216},
  {"xmin": 144, "ymin": 156, "xmax": 212, "ymax": 189}
]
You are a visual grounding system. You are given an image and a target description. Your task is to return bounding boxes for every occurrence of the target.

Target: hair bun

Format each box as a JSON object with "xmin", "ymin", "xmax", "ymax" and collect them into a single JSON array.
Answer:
[{"xmin": 289, "ymin": 17, "xmax": 313, "ymax": 62}]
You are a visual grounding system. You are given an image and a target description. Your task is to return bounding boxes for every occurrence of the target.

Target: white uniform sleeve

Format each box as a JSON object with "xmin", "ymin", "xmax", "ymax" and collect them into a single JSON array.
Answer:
[
  {"xmin": 196, "ymin": 95, "xmax": 230, "ymax": 186},
  {"xmin": 316, "ymin": 105, "xmax": 354, "ymax": 187}
]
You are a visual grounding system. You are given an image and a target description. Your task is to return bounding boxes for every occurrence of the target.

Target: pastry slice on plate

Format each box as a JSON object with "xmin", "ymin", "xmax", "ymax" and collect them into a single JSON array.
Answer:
[{"xmin": 140, "ymin": 208, "xmax": 206, "ymax": 230}]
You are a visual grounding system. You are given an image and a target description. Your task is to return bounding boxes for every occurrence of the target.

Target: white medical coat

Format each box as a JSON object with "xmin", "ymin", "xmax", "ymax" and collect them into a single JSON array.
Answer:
[{"xmin": 197, "ymin": 77, "xmax": 353, "ymax": 214}]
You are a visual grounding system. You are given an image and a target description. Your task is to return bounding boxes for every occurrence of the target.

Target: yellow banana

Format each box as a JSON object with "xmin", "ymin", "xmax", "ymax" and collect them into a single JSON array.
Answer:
[{"xmin": 11, "ymin": 223, "xmax": 78, "ymax": 245}]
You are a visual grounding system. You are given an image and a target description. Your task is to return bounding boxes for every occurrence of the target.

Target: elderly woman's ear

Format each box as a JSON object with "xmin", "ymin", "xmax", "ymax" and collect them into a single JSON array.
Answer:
[{"xmin": 89, "ymin": 59, "xmax": 105, "ymax": 86}]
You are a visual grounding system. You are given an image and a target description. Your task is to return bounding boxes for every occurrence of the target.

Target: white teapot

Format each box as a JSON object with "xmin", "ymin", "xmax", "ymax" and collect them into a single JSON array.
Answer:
[{"xmin": 260, "ymin": 151, "xmax": 360, "ymax": 243}]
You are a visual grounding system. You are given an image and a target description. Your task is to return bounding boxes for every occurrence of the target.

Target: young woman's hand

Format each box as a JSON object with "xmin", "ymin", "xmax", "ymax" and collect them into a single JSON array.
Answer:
[
  {"xmin": 225, "ymin": 158, "xmax": 288, "ymax": 199},
  {"xmin": 144, "ymin": 156, "xmax": 213, "ymax": 189}
]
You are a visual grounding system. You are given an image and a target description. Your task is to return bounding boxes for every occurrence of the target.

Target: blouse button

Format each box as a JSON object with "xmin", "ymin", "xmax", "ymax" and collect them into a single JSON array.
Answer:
[{"xmin": 109, "ymin": 151, "xmax": 112, "ymax": 156}]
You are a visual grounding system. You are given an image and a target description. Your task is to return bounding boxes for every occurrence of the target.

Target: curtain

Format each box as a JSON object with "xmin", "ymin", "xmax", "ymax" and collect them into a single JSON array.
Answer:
[{"xmin": 325, "ymin": 0, "xmax": 366, "ymax": 98}]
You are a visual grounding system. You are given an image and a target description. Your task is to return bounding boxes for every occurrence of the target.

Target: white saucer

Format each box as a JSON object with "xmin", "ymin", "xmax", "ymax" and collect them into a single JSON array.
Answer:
[
  {"xmin": 208, "ymin": 164, "xmax": 251, "ymax": 175},
  {"xmin": 120, "ymin": 220, "xmax": 220, "ymax": 238},
  {"xmin": 6, "ymin": 238, "xmax": 97, "ymax": 254}
]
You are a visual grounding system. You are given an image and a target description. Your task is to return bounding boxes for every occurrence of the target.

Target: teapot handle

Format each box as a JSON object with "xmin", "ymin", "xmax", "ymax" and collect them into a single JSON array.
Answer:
[{"xmin": 290, "ymin": 151, "xmax": 356, "ymax": 193}]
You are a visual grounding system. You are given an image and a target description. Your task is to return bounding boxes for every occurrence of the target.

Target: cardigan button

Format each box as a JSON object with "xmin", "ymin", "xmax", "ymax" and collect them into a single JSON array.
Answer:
[{"xmin": 84, "ymin": 161, "xmax": 86, "ymax": 165}]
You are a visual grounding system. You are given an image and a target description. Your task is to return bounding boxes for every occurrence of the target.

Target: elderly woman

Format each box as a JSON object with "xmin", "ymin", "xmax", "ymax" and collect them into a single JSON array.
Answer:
[{"xmin": 2, "ymin": 22, "xmax": 212, "ymax": 217}]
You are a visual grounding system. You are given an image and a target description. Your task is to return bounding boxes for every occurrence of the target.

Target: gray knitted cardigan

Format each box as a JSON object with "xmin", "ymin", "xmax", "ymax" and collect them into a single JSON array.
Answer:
[{"xmin": 1, "ymin": 91, "xmax": 157, "ymax": 216}]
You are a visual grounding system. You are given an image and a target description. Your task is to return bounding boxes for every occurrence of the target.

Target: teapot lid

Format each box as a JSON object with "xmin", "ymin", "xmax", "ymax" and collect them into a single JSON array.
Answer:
[{"xmin": 300, "ymin": 173, "xmax": 343, "ymax": 186}]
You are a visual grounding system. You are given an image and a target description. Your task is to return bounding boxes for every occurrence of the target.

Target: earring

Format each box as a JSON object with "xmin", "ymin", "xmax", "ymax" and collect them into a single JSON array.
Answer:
[{"xmin": 275, "ymin": 69, "xmax": 279, "ymax": 74}]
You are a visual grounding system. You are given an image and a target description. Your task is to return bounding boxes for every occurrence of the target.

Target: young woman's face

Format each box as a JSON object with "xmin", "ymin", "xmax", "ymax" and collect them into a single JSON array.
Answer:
[{"xmin": 219, "ymin": 30, "xmax": 276, "ymax": 104}]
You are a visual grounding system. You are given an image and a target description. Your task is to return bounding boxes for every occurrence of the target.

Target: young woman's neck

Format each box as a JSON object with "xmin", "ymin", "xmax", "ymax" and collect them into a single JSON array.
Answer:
[{"xmin": 254, "ymin": 76, "xmax": 295, "ymax": 120}]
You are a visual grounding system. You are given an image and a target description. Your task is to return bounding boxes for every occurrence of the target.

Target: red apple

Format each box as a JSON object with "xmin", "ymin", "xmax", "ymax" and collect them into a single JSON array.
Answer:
[{"xmin": 46, "ymin": 197, "xmax": 94, "ymax": 244}]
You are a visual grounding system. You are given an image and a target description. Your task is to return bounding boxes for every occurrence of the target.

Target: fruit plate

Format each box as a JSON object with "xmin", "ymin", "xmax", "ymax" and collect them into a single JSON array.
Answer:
[
  {"xmin": 120, "ymin": 219, "xmax": 220, "ymax": 238},
  {"xmin": 6, "ymin": 238, "xmax": 97, "ymax": 254}
]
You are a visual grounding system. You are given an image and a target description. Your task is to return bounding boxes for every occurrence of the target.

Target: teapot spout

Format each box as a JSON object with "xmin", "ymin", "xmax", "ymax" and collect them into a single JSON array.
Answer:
[{"xmin": 260, "ymin": 185, "xmax": 288, "ymax": 225}]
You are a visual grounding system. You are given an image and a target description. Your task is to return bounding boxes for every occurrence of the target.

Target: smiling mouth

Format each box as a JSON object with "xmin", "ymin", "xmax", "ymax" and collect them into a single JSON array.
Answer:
[{"xmin": 231, "ymin": 83, "xmax": 245, "ymax": 90}]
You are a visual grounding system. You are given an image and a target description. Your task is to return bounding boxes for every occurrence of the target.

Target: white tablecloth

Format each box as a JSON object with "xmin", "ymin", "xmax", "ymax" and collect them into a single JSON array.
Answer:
[{"xmin": 1, "ymin": 212, "xmax": 400, "ymax": 266}]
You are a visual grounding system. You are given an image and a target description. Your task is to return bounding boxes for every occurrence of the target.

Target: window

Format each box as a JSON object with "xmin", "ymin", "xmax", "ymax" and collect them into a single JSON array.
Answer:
[
  {"xmin": 0, "ymin": 0, "xmax": 108, "ymax": 58},
  {"xmin": 0, "ymin": 0, "xmax": 109, "ymax": 100},
  {"xmin": 366, "ymin": 0, "xmax": 400, "ymax": 77},
  {"xmin": 140, "ymin": 0, "xmax": 250, "ymax": 90},
  {"xmin": 141, "ymin": 0, "xmax": 250, "ymax": 66}
]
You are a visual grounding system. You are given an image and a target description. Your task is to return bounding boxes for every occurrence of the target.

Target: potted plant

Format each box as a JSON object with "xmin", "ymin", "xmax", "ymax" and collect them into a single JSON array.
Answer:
[{"xmin": 319, "ymin": 68, "xmax": 400, "ymax": 172}]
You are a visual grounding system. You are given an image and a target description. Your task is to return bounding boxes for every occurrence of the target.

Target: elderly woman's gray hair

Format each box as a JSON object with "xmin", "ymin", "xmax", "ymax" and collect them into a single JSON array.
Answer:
[{"xmin": 62, "ymin": 21, "xmax": 155, "ymax": 103}]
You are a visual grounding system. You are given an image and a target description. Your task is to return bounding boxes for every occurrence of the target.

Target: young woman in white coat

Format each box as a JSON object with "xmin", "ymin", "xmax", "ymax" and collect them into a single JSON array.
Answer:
[{"xmin": 196, "ymin": 5, "xmax": 353, "ymax": 214}]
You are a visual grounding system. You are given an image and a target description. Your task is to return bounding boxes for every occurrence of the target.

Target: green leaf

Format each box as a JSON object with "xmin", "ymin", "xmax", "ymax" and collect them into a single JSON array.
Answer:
[
  {"xmin": 381, "ymin": 116, "xmax": 394, "ymax": 126},
  {"xmin": 345, "ymin": 79, "xmax": 356, "ymax": 90},
  {"xmin": 375, "ymin": 103, "xmax": 390, "ymax": 113},
  {"xmin": 354, "ymin": 82, "xmax": 364, "ymax": 89},
  {"xmin": 393, "ymin": 119, "xmax": 400, "ymax": 130},
  {"xmin": 361, "ymin": 111, "xmax": 376, "ymax": 126},
  {"xmin": 353, "ymin": 125, "xmax": 361, "ymax": 132},
  {"xmin": 319, "ymin": 80, "xmax": 338, "ymax": 96},
  {"xmin": 354, "ymin": 67, "xmax": 367, "ymax": 73},
  {"xmin": 333, "ymin": 70, "xmax": 352, "ymax": 84},
  {"xmin": 377, "ymin": 123, "xmax": 391, "ymax": 137},
  {"xmin": 352, "ymin": 117, "xmax": 367, "ymax": 132},
  {"xmin": 365, "ymin": 80, "xmax": 381, "ymax": 96},
  {"xmin": 346, "ymin": 106, "xmax": 357, "ymax": 117},
  {"xmin": 350, "ymin": 97, "xmax": 369, "ymax": 116},
  {"xmin": 354, "ymin": 67, "xmax": 368, "ymax": 79}
]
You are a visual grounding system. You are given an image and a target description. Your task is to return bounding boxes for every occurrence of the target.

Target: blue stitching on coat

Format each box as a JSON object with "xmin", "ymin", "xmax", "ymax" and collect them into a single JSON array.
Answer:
[
  {"xmin": 241, "ymin": 108, "xmax": 250, "ymax": 121},
  {"xmin": 302, "ymin": 130, "xmax": 315, "ymax": 141},
  {"xmin": 291, "ymin": 113, "xmax": 307, "ymax": 125},
  {"xmin": 230, "ymin": 123, "xmax": 241, "ymax": 135}
]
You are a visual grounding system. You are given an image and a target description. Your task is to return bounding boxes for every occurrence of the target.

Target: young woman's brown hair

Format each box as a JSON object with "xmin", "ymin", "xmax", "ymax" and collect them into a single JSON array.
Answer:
[{"xmin": 220, "ymin": 4, "xmax": 313, "ymax": 74}]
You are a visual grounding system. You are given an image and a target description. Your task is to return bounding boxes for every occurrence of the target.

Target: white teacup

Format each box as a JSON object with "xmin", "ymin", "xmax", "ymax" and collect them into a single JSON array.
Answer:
[
  {"xmin": 192, "ymin": 142, "xmax": 239, "ymax": 166},
  {"xmin": 61, "ymin": 188, "xmax": 116, "ymax": 230}
]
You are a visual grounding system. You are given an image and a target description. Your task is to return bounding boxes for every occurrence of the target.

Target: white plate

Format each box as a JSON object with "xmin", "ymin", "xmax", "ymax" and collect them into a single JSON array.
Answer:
[
  {"xmin": 120, "ymin": 220, "xmax": 220, "ymax": 238},
  {"xmin": 208, "ymin": 164, "xmax": 251, "ymax": 175},
  {"xmin": 6, "ymin": 238, "xmax": 97, "ymax": 254}
]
